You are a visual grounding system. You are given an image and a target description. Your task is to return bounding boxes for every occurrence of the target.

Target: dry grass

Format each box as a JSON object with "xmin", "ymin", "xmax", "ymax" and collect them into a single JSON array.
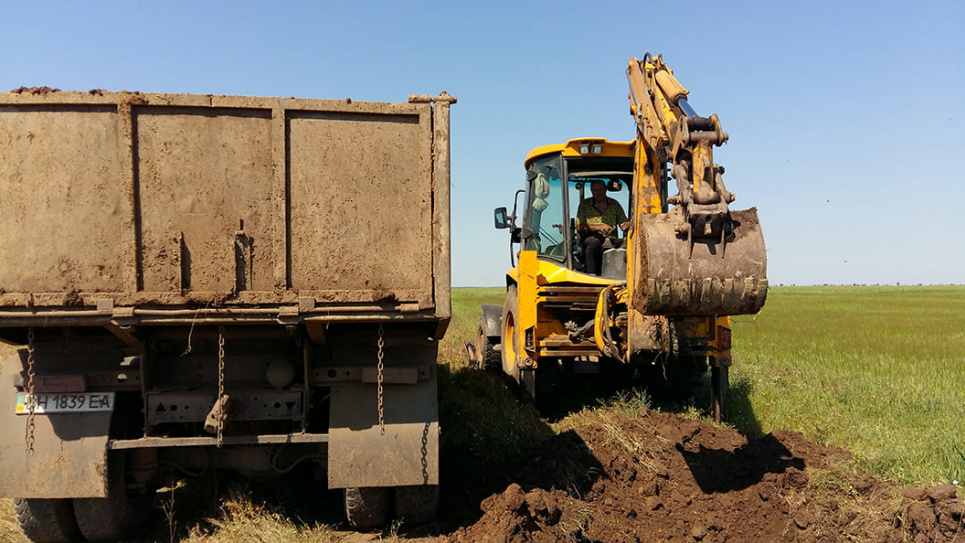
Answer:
[
  {"xmin": 0, "ymin": 499, "xmax": 28, "ymax": 543},
  {"xmin": 571, "ymin": 409, "xmax": 672, "ymax": 477},
  {"xmin": 780, "ymin": 461, "xmax": 907, "ymax": 540},
  {"xmin": 175, "ymin": 488, "xmax": 339, "ymax": 543}
]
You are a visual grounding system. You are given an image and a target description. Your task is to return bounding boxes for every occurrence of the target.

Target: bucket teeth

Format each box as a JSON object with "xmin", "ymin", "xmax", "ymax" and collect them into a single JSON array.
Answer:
[{"xmin": 633, "ymin": 208, "xmax": 767, "ymax": 316}]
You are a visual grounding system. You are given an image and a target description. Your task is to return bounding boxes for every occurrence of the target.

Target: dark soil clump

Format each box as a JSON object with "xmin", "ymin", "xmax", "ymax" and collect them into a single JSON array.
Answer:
[{"xmin": 442, "ymin": 408, "xmax": 963, "ymax": 542}]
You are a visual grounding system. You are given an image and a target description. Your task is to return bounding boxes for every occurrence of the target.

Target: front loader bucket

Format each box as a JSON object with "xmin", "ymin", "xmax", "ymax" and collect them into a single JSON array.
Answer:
[{"xmin": 632, "ymin": 207, "xmax": 767, "ymax": 316}]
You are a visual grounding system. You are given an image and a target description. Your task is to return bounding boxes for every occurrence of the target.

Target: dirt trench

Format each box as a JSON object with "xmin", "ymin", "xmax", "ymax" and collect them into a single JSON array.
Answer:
[{"xmin": 440, "ymin": 409, "xmax": 963, "ymax": 542}]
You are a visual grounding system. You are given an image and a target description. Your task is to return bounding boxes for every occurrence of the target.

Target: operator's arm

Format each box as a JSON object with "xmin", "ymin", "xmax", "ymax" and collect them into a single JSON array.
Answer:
[
  {"xmin": 576, "ymin": 200, "xmax": 592, "ymax": 234},
  {"xmin": 616, "ymin": 202, "xmax": 630, "ymax": 231}
]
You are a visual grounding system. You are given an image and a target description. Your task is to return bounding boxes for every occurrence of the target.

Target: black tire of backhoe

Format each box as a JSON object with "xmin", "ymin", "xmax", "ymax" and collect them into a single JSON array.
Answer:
[
  {"xmin": 500, "ymin": 286, "xmax": 521, "ymax": 383},
  {"xmin": 711, "ymin": 365, "xmax": 729, "ymax": 424},
  {"xmin": 344, "ymin": 487, "xmax": 390, "ymax": 530},
  {"xmin": 14, "ymin": 498, "xmax": 83, "ymax": 543},
  {"xmin": 476, "ymin": 321, "xmax": 501, "ymax": 372},
  {"xmin": 500, "ymin": 286, "xmax": 539, "ymax": 401},
  {"xmin": 73, "ymin": 450, "xmax": 152, "ymax": 542}
]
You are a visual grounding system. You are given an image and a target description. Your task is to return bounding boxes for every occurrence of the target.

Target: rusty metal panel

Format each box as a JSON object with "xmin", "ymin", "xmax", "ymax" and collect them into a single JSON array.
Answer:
[
  {"xmin": 287, "ymin": 106, "xmax": 434, "ymax": 305},
  {"xmin": 145, "ymin": 389, "xmax": 303, "ymax": 425},
  {"xmin": 0, "ymin": 104, "xmax": 130, "ymax": 294},
  {"xmin": 0, "ymin": 353, "xmax": 110, "ymax": 498},
  {"xmin": 633, "ymin": 208, "xmax": 767, "ymax": 317},
  {"xmin": 135, "ymin": 106, "xmax": 275, "ymax": 294},
  {"xmin": 430, "ymin": 97, "xmax": 454, "ymax": 323},
  {"xmin": 328, "ymin": 364, "xmax": 438, "ymax": 488},
  {"xmin": 0, "ymin": 91, "xmax": 449, "ymax": 318}
]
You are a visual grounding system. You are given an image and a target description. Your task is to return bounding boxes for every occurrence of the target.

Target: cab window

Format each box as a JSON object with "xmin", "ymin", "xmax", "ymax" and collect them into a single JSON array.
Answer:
[
  {"xmin": 567, "ymin": 172, "xmax": 632, "ymax": 271},
  {"xmin": 523, "ymin": 155, "xmax": 566, "ymax": 261}
]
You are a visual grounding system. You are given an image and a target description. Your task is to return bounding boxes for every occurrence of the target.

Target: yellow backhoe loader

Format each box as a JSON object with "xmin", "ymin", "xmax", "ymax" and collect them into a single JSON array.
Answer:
[{"xmin": 478, "ymin": 54, "xmax": 767, "ymax": 421}]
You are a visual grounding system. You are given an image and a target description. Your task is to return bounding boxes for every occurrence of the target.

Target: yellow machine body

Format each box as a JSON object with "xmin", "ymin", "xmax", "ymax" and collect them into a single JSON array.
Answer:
[{"xmin": 488, "ymin": 54, "xmax": 767, "ymax": 421}]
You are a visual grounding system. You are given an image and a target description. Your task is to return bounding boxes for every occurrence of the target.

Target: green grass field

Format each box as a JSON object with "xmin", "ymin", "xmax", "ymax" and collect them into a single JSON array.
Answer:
[
  {"xmin": 440, "ymin": 285, "xmax": 965, "ymax": 486},
  {"xmin": 726, "ymin": 286, "xmax": 965, "ymax": 485}
]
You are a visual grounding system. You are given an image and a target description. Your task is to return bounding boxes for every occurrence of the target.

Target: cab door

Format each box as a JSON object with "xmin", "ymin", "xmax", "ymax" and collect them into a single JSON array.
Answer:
[{"xmin": 522, "ymin": 154, "xmax": 568, "ymax": 265}]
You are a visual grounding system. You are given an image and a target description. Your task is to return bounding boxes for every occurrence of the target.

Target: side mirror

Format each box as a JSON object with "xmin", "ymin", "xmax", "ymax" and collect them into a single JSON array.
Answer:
[
  {"xmin": 607, "ymin": 180, "xmax": 623, "ymax": 192},
  {"xmin": 494, "ymin": 207, "xmax": 510, "ymax": 229}
]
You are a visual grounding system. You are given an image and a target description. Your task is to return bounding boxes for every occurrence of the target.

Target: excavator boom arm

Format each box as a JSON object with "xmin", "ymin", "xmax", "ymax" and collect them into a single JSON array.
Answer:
[{"xmin": 625, "ymin": 54, "xmax": 768, "ymax": 320}]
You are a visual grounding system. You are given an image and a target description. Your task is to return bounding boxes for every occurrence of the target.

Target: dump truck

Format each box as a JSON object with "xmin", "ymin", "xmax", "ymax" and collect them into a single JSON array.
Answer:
[
  {"xmin": 478, "ymin": 54, "xmax": 766, "ymax": 420},
  {"xmin": 0, "ymin": 88, "xmax": 455, "ymax": 541}
]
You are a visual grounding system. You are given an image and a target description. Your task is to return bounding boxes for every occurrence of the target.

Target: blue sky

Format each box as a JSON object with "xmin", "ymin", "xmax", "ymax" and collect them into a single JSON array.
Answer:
[{"xmin": 3, "ymin": 1, "xmax": 963, "ymax": 286}]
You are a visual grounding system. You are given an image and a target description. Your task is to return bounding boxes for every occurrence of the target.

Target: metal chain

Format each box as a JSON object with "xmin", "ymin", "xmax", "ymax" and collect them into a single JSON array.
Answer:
[
  {"xmin": 25, "ymin": 328, "xmax": 36, "ymax": 456},
  {"xmin": 377, "ymin": 324, "xmax": 385, "ymax": 436},
  {"xmin": 217, "ymin": 326, "xmax": 226, "ymax": 448}
]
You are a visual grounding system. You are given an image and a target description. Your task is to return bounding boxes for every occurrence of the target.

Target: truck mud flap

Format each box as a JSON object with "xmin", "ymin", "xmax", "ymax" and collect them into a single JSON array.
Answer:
[
  {"xmin": 0, "ymin": 352, "xmax": 110, "ymax": 498},
  {"xmin": 328, "ymin": 363, "xmax": 438, "ymax": 488}
]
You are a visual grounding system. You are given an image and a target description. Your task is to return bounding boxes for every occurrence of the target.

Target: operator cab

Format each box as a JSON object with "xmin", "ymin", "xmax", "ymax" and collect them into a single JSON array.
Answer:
[{"xmin": 504, "ymin": 138, "xmax": 635, "ymax": 277}]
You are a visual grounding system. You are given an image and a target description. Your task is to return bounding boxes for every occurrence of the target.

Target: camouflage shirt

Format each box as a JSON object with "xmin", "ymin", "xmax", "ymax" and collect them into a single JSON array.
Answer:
[{"xmin": 576, "ymin": 197, "xmax": 628, "ymax": 239}]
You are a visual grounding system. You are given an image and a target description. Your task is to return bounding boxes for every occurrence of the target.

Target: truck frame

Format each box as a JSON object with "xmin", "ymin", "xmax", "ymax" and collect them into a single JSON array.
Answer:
[{"xmin": 0, "ymin": 88, "xmax": 455, "ymax": 541}]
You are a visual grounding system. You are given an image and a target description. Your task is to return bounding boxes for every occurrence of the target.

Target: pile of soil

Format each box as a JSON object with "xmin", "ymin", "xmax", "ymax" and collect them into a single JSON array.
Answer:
[
  {"xmin": 9, "ymin": 86, "xmax": 60, "ymax": 94},
  {"xmin": 443, "ymin": 409, "xmax": 962, "ymax": 542}
]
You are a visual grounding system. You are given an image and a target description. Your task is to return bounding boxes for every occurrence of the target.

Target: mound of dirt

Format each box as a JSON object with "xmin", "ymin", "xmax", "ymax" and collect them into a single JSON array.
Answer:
[
  {"xmin": 444, "ymin": 409, "xmax": 963, "ymax": 542},
  {"xmin": 9, "ymin": 86, "xmax": 60, "ymax": 94}
]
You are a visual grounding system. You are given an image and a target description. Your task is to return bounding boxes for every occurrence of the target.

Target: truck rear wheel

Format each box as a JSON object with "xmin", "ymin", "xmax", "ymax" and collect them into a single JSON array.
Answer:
[
  {"xmin": 73, "ymin": 451, "xmax": 152, "ymax": 541},
  {"xmin": 14, "ymin": 498, "xmax": 82, "ymax": 543},
  {"xmin": 344, "ymin": 487, "xmax": 389, "ymax": 530},
  {"xmin": 394, "ymin": 485, "xmax": 439, "ymax": 526}
]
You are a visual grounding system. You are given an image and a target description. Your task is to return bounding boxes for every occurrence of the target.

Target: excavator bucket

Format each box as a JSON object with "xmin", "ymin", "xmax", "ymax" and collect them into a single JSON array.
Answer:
[{"xmin": 632, "ymin": 207, "xmax": 767, "ymax": 316}]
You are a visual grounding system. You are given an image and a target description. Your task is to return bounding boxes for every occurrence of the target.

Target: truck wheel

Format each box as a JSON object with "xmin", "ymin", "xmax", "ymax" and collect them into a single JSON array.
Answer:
[
  {"xmin": 344, "ymin": 487, "xmax": 389, "ymax": 530},
  {"xmin": 14, "ymin": 498, "xmax": 83, "ymax": 543},
  {"xmin": 500, "ymin": 286, "xmax": 522, "ymax": 382},
  {"xmin": 394, "ymin": 485, "xmax": 439, "ymax": 526},
  {"xmin": 476, "ymin": 318, "xmax": 500, "ymax": 372},
  {"xmin": 711, "ymin": 364, "xmax": 729, "ymax": 424},
  {"xmin": 73, "ymin": 451, "xmax": 152, "ymax": 541}
]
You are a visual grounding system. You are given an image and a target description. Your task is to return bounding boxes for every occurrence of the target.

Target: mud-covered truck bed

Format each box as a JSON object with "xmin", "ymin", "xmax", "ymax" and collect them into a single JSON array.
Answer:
[{"xmin": 0, "ymin": 89, "xmax": 455, "ymax": 540}]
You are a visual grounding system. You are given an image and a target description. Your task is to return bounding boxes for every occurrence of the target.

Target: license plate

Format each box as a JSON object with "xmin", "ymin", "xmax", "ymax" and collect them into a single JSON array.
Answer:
[{"xmin": 15, "ymin": 392, "xmax": 115, "ymax": 414}]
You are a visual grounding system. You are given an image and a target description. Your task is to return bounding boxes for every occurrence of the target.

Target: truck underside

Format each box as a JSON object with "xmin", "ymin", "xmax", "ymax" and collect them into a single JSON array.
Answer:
[
  {"xmin": 0, "ymin": 317, "xmax": 441, "ymax": 540},
  {"xmin": 0, "ymin": 89, "xmax": 456, "ymax": 541}
]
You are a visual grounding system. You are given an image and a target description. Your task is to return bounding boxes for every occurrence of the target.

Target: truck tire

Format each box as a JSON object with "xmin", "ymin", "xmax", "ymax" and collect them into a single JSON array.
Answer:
[
  {"xmin": 476, "ymin": 318, "xmax": 500, "ymax": 372},
  {"xmin": 394, "ymin": 485, "xmax": 439, "ymax": 526},
  {"xmin": 344, "ymin": 487, "xmax": 389, "ymax": 530},
  {"xmin": 14, "ymin": 498, "xmax": 83, "ymax": 543},
  {"xmin": 73, "ymin": 451, "xmax": 152, "ymax": 541}
]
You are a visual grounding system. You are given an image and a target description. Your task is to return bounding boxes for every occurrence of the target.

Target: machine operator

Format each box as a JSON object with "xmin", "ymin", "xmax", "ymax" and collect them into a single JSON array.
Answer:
[{"xmin": 576, "ymin": 179, "xmax": 630, "ymax": 275}]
